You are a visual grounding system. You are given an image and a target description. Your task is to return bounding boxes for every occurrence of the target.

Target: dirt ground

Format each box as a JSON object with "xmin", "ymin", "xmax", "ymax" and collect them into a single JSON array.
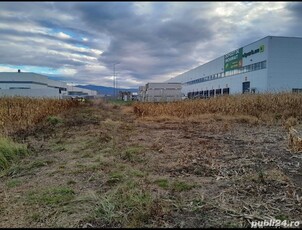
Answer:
[{"xmin": 0, "ymin": 102, "xmax": 301, "ymax": 228}]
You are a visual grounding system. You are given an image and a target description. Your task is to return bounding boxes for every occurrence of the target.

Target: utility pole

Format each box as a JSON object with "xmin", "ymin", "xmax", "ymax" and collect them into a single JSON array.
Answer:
[
  {"xmin": 113, "ymin": 63, "xmax": 120, "ymax": 99},
  {"xmin": 113, "ymin": 64, "xmax": 116, "ymax": 98},
  {"xmin": 116, "ymin": 73, "xmax": 118, "ymax": 99}
]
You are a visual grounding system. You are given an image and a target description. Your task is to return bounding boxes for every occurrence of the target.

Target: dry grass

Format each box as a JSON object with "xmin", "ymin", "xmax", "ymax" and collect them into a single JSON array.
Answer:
[
  {"xmin": 1, "ymin": 100, "xmax": 301, "ymax": 228},
  {"xmin": 288, "ymin": 126, "xmax": 302, "ymax": 153},
  {"xmin": 133, "ymin": 93, "xmax": 302, "ymax": 122},
  {"xmin": 134, "ymin": 93, "xmax": 302, "ymax": 153},
  {"xmin": 0, "ymin": 97, "xmax": 79, "ymax": 135}
]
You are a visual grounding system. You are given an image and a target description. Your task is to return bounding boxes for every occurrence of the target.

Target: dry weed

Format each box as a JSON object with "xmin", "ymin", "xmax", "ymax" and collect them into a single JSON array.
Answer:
[
  {"xmin": 288, "ymin": 126, "xmax": 302, "ymax": 153},
  {"xmin": 133, "ymin": 93, "xmax": 302, "ymax": 123},
  {"xmin": 0, "ymin": 97, "xmax": 79, "ymax": 135}
]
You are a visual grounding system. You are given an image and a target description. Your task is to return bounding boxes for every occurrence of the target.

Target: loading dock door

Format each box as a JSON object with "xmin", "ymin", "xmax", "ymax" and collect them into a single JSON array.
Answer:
[{"xmin": 242, "ymin": 81, "xmax": 250, "ymax": 94}]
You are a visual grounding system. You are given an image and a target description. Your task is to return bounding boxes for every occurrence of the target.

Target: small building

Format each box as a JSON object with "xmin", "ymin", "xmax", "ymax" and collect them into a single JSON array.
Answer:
[
  {"xmin": 64, "ymin": 85, "xmax": 98, "ymax": 99},
  {"xmin": 118, "ymin": 91, "xmax": 138, "ymax": 101},
  {"xmin": 0, "ymin": 71, "xmax": 67, "ymax": 98},
  {"xmin": 118, "ymin": 91, "xmax": 132, "ymax": 101},
  {"xmin": 138, "ymin": 82, "xmax": 182, "ymax": 102},
  {"xmin": 0, "ymin": 71, "xmax": 97, "ymax": 98}
]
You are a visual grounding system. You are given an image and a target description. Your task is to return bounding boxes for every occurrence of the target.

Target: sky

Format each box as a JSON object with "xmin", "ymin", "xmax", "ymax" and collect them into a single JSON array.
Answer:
[{"xmin": 0, "ymin": 2, "xmax": 302, "ymax": 88}]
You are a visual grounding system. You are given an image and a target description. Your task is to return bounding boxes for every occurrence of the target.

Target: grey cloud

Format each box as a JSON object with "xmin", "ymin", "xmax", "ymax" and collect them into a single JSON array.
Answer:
[
  {"xmin": 0, "ymin": 46, "xmax": 85, "ymax": 68},
  {"xmin": 73, "ymin": 2, "xmax": 217, "ymax": 84},
  {"xmin": 73, "ymin": 2, "xmax": 136, "ymax": 34},
  {"xmin": 1, "ymin": 2, "xmax": 302, "ymax": 87},
  {"xmin": 0, "ymin": 4, "xmax": 101, "ymax": 68},
  {"xmin": 0, "ymin": 27, "xmax": 88, "ymax": 47},
  {"xmin": 284, "ymin": 2, "xmax": 302, "ymax": 36},
  {"xmin": 286, "ymin": 2, "xmax": 302, "ymax": 16},
  {"xmin": 0, "ymin": 36, "xmax": 89, "ymax": 68}
]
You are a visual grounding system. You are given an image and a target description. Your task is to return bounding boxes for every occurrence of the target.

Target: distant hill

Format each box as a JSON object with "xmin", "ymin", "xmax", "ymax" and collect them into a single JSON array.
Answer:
[{"xmin": 75, "ymin": 84, "xmax": 138, "ymax": 96}]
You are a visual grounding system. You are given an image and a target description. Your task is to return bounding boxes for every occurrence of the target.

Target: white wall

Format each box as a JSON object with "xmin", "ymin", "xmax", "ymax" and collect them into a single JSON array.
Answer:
[
  {"xmin": 165, "ymin": 36, "xmax": 302, "ymax": 96},
  {"xmin": 0, "ymin": 72, "xmax": 65, "ymax": 88},
  {"xmin": 0, "ymin": 72, "xmax": 100, "ymax": 98},
  {"xmin": 0, "ymin": 72, "xmax": 66, "ymax": 98},
  {"xmin": 242, "ymin": 37, "xmax": 269, "ymax": 66},
  {"xmin": 183, "ymin": 69, "xmax": 268, "ymax": 95},
  {"xmin": 0, "ymin": 88, "xmax": 61, "ymax": 98},
  {"xmin": 267, "ymin": 36, "xmax": 302, "ymax": 92},
  {"xmin": 140, "ymin": 83, "xmax": 182, "ymax": 102},
  {"xmin": 66, "ymin": 85, "xmax": 97, "ymax": 96},
  {"xmin": 0, "ymin": 83, "xmax": 48, "ymax": 89}
]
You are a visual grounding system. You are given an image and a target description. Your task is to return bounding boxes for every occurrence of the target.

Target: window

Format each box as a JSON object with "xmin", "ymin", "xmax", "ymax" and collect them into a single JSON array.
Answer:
[
  {"xmin": 243, "ymin": 66, "xmax": 247, "ymax": 73},
  {"xmin": 251, "ymin": 64, "xmax": 255, "ymax": 71},
  {"xmin": 9, "ymin": 87, "xmax": 30, "ymax": 89},
  {"xmin": 204, "ymin": 90, "xmax": 209, "ymax": 98},
  {"xmin": 261, "ymin": 61, "xmax": 266, "ymax": 69},
  {"xmin": 292, "ymin": 88, "xmax": 302, "ymax": 93},
  {"xmin": 254, "ymin": 62, "xmax": 260, "ymax": 70},
  {"xmin": 184, "ymin": 60, "xmax": 267, "ymax": 85},
  {"xmin": 223, "ymin": 88, "xmax": 230, "ymax": 95},
  {"xmin": 216, "ymin": 89, "xmax": 222, "ymax": 95},
  {"xmin": 210, "ymin": 90, "xmax": 215, "ymax": 97}
]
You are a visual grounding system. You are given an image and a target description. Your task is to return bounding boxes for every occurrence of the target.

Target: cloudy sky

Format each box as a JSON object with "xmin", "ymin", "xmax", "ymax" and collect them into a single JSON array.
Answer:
[{"xmin": 0, "ymin": 2, "xmax": 301, "ymax": 88}]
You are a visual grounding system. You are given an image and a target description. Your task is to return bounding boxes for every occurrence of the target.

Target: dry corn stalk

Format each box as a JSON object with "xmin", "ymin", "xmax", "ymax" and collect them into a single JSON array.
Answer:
[
  {"xmin": 133, "ymin": 93, "xmax": 302, "ymax": 120},
  {"xmin": 288, "ymin": 127, "xmax": 302, "ymax": 153},
  {"xmin": 0, "ymin": 97, "xmax": 79, "ymax": 135}
]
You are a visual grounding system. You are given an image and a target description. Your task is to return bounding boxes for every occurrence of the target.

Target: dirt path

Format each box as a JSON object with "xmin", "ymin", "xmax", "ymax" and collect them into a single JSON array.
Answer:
[{"xmin": 0, "ymin": 102, "xmax": 301, "ymax": 227}]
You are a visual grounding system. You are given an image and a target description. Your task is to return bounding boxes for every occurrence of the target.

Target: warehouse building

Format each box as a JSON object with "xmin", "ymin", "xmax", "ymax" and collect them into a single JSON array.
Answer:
[
  {"xmin": 0, "ymin": 71, "xmax": 97, "ymax": 98},
  {"xmin": 138, "ymin": 85, "xmax": 146, "ymax": 101},
  {"xmin": 166, "ymin": 36, "xmax": 302, "ymax": 99},
  {"xmin": 65, "ymin": 85, "xmax": 97, "ymax": 99},
  {"xmin": 138, "ymin": 82, "xmax": 182, "ymax": 102}
]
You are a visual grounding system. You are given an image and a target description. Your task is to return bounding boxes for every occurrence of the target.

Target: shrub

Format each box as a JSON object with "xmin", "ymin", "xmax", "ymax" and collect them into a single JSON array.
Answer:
[{"xmin": 46, "ymin": 116, "xmax": 62, "ymax": 126}]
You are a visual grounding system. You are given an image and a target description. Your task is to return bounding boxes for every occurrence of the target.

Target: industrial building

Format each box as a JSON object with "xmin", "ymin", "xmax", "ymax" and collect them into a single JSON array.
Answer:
[
  {"xmin": 0, "ymin": 71, "xmax": 97, "ymax": 98},
  {"xmin": 138, "ymin": 82, "xmax": 182, "ymax": 102},
  {"xmin": 65, "ymin": 85, "xmax": 97, "ymax": 99},
  {"xmin": 166, "ymin": 36, "xmax": 302, "ymax": 99},
  {"xmin": 118, "ymin": 91, "xmax": 138, "ymax": 101}
]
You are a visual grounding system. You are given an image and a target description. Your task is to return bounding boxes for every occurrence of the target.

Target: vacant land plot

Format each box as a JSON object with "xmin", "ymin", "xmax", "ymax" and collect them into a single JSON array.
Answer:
[{"xmin": 0, "ymin": 98, "xmax": 301, "ymax": 227}]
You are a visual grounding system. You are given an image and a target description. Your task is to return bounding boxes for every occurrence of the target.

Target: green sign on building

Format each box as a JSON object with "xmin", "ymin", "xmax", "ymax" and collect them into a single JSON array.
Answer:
[
  {"xmin": 224, "ymin": 47, "xmax": 243, "ymax": 72},
  {"xmin": 259, "ymin": 44, "xmax": 264, "ymax": 53}
]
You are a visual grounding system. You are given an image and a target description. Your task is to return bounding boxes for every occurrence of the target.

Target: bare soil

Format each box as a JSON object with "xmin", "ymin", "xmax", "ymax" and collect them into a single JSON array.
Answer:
[{"xmin": 0, "ymin": 102, "xmax": 301, "ymax": 228}]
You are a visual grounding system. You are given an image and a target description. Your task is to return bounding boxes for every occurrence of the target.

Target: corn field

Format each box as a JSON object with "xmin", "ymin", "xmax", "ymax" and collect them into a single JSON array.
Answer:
[
  {"xmin": 0, "ymin": 97, "xmax": 79, "ymax": 135},
  {"xmin": 133, "ymin": 93, "xmax": 302, "ymax": 121}
]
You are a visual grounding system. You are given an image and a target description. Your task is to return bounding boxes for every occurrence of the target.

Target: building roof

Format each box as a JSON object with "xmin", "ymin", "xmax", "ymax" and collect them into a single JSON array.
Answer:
[{"xmin": 0, "ymin": 72, "xmax": 66, "ymax": 89}]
